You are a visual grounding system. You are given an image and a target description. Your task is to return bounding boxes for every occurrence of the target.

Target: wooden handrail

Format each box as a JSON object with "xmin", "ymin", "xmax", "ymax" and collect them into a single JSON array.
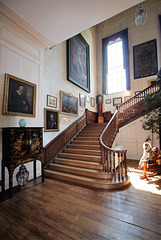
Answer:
[{"xmin": 100, "ymin": 109, "xmax": 127, "ymax": 179}]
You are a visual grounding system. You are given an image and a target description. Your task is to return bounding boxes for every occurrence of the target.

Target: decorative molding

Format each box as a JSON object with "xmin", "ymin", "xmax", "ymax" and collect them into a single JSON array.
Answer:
[
  {"xmin": 1, "ymin": 25, "xmax": 40, "ymax": 61},
  {"xmin": 0, "ymin": 2, "xmax": 53, "ymax": 49}
]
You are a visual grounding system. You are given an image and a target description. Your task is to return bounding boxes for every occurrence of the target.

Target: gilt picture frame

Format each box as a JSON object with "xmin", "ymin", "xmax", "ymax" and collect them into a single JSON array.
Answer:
[
  {"xmin": 3, "ymin": 73, "xmax": 36, "ymax": 117},
  {"xmin": 67, "ymin": 33, "xmax": 90, "ymax": 92},
  {"xmin": 47, "ymin": 94, "xmax": 57, "ymax": 108},
  {"xmin": 60, "ymin": 91, "xmax": 78, "ymax": 116},
  {"xmin": 44, "ymin": 108, "xmax": 59, "ymax": 132}
]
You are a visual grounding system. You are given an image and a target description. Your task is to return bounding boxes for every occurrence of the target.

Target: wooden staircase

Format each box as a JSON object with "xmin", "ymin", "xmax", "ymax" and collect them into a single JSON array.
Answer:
[
  {"xmin": 45, "ymin": 123, "xmax": 128, "ymax": 189},
  {"xmin": 44, "ymin": 80, "xmax": 161, "ymax": 190}
]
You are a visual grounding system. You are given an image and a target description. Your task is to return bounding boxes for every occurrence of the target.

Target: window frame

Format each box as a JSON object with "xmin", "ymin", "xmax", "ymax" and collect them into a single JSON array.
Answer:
[{"xmin": 102, "ymin": 29, "xmax": 130, "ymax": 94}]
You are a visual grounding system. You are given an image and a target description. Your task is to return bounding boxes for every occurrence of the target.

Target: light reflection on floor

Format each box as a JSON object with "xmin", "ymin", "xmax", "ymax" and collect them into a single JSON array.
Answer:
[{"xmin": 128, "ymin": 165, "xmax": 161, "ymax": 195}]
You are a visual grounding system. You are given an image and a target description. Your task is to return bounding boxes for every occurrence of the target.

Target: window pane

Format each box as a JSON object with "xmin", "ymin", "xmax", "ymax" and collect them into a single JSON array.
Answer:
[{"xmin": 106, "ymin": 40, "xmax": 126, "ymax": 94}]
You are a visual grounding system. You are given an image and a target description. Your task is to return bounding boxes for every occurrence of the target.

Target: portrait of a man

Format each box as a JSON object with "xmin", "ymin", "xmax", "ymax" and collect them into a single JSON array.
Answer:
[
  {"xmin": 3, "ymin": 74, "xmax": 36, "ymax": 117},
  {"xmin": 44, "ymin": 109, "xmax": 59, "ymax": 132}
]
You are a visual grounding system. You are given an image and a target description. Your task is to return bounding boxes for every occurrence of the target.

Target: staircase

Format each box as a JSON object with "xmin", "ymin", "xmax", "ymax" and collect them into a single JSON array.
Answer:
[
  {"xmin": 44, "ymin": 80, "xmax": 161, "ymax": 190},
  {"xmin": 45, "ymin": 123, "xmax": 128, "ymax": 189}
]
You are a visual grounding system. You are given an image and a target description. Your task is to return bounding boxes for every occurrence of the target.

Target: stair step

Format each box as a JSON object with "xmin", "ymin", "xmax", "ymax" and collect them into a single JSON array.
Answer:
[
  {"xmin": 45, "ymin": 170, "xmax": 130, "ymax": 189},
  {"xmin": 49, "ymin": 163, "xmax": 112, "ymax": 179},
  {"xmin": 67, "ymin": 144, "xmax": 100, "ymax": 150},
  {"xmin": 79, "ymin": 133, "xmax": 101, "ymax": 137},
  {"xmin": 54, "ymin": 158, "xmax": 102, "ymax": 169},
  {"xmin": 82, "ymin": 129, "xmax": 103, "ymax": 133},
  {"xmin": 76, "ymin": 136, "xmax": 99, "ymax": 141},
  {"xmin": 59, "ymin": 152, "xmax": 101, "ymax": 162},
  {"xmin": 64, "ymin": 148, "xmax": 101, "ymax": 156},
  {"xmin": 71, "ymin": 140, "xmax": 100, "ymax": 145}
]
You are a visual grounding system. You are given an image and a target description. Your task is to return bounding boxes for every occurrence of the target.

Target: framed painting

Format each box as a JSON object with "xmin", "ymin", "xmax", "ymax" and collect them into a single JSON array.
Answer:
[
  {"xmin": 91, "ymin": 97, "xmax": 95, "ymax": 107},
  {"xmin": 60, "ymin": 90, "xmax": 78, "ymax": 116},
  {"xmin": 44, "ymin": 108, "xmax": 59, "ymax": 132},
  {"xmin": 3, "ymin": 73, "xmax": 36, "ymax": 117},
  {"xmin": 113, "ymin": 97, "xmax": 122, "ymax": 106},
  {"xmin": 47, "ymin": 94, "xmax": 57, "ymax": 108},
  {"xmin": 105, "ymin": 99, "xmax": 111, "ymax": 104},
  {"xmin": 67, "ymin": 33, "xmax": 90, "ymax": 92},
  {"xmin": 86, "ymin": 95, "xmax": 90, "ymax": 103},
  {"xmin": 79, "ymin": 93, "xmax": 86, "ymax": 107},
  {"xmin": 133, "ymin": 39, "xmax": 158, "ymax": 79}
]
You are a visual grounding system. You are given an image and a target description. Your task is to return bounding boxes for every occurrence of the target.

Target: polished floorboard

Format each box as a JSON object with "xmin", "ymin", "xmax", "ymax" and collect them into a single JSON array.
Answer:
[{"xmin": 1, "ymin": 160, "xmax": 161, "ymax": 240}]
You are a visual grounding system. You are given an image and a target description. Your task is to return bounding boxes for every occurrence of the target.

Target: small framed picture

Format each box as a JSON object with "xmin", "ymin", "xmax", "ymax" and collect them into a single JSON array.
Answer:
[
  {"xmin": 113, "ymin": 97, "xmax": 122, "ymax": 106},
  {"xmin": 124, "ymin": 96, "xmax": 130, "ymax": 102},
  {"xmin": 79, "ymin": 93, "xmax": 86, "ymax": 107},
  {"xmin": 60, "ymin": 91, "xmax": 78, "ymax": 116},
  {"xmin": 44, "ymin": 108, "xmax": 59, "ymax": 132},
  {"xmin": 86, "ymin": 95, "xmax": 90, "ymax": 103},
  {"xmin": 91, "ymin": 97, "xmax": 95, "ymax": 107},
  {"xmin": 105, "ymin": 99, "xmax": 111, "ymax": 104},
  {"xmin": 47, "ymin": 95, "xmax": 57, "ymax": 108}
]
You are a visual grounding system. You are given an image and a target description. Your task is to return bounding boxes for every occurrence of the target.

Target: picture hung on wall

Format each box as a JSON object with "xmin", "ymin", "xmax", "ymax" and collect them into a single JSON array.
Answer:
[
  {"xmin": 105, "ymin": 99, "xmax": 111, "ymax": 104},
  {"xmin": 86, "ymin": 95, "xmax": 90, "ymax": 103},
  {"xmin": 60, "ymin": 116, "xmax": 71, "ymax": 124},
  {"xmin": 113, "ymin": 97, "xmax": 122, "ymax": 106},
  {"xmin": 79, "ymin": 93, "xmax": 86, "ymax": 107},
  {"xmin": 60, "ymin": 90, "xmax": 78, "ymax": 116},
  {"xmin": 44, "ymin": 108, "xmax": 59, "ymax": 132},
  {"xmin": 91, "ymin": 97, "xmax": 95, "ymax": 107},
  {"xmin": 133, "ymin": 39, "xmax": 158, "ymax": 79},
  {"xmin": 3, "ymin": 73, "xmax": 36, "ymax": 117},
  {"xmin": 47, "ymin": 94, "xmax": 57, "ymax": 108},
  {"xmin": 67, "ymin": 33, "xmax": 90, "ymax": 92}
]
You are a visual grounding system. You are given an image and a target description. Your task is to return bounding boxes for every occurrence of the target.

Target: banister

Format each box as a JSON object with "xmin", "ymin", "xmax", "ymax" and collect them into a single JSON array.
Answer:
[{"xmin": 99, "ymin": 79, "xmax": 161, "ymax": 180}]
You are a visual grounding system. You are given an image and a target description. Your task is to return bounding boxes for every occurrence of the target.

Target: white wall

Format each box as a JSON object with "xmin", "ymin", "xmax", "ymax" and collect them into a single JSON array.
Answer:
[
  {"xmin": 113, "ymin": 116, "xmax": 159, "ymax": 160},
  {"xmin": 43, "ymin": 28, "xmax": 97, "ymax": 146}
]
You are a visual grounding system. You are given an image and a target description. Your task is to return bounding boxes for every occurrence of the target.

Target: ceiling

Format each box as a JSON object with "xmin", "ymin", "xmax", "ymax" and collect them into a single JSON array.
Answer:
[{"xmin": 0, "ymin": 0, "xmax": 144, "ymax": 47}]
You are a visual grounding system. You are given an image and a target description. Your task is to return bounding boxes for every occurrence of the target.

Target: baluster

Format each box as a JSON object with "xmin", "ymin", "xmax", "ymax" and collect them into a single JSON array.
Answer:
[
  {"xmin": 113, "ymin": 152, "xmax": 116, "ymax": 179},
  {"xmin": 109, "ymin": 151, "xmax": 112, "ymax": 172},
  {"xmin": 124, "ymin": 152, "xmax": 127, "ymax": 178}
]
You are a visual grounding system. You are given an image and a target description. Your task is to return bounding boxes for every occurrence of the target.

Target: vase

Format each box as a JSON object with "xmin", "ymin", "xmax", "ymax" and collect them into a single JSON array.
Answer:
[
  {"xmin": 16, "ymin": 164, "xmax": 29, "ymax": 189},
  {"xmin": 19, "ymin": 119, "xmax": 27, "ymax": 127}
]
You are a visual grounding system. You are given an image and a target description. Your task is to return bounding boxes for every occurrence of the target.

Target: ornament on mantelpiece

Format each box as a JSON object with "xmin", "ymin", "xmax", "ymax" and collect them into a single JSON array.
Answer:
[{"xmin": 16, "ymin": 164, "xmax": 29, "ymax": 189}]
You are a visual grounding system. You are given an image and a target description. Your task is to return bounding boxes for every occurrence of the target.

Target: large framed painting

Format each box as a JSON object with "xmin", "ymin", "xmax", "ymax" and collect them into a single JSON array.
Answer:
[
  {"xmin": 3, "ymin": 73, "xmax": 36, "ymax": 117},
  {"xmin": 133, "ymin": 39, "xmax": 158, "ymax": 79},
  {"xmin": 44, "ymin": 108, "xmax": 59, "ymax": 132},
  {"xmin": 67, "ymin": 34, "xmax": 90, "ymax": 92},
  {"xmin": 60, "ymin": 91, "xmax": 78, "ymax": 116}
]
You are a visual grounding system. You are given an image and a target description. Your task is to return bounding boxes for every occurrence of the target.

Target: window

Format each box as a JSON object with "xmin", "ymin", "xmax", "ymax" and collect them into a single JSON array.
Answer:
[{"xmin": 102, "ymin": 29, "xmax": 130, "ymax": 94}]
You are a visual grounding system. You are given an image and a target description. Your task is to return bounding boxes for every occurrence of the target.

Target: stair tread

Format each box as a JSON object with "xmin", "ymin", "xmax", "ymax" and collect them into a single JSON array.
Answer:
[
  {"xmin": 54, "ymin": 158, "xmax": 101, "ymax": 165},
  {"xmin": 50, "ymin": 163, "xmax": 102, "ymax": 173},
  {"xmin": 64, "ymin": 148, "xmax": 101, "ymax": 153},
  {"xmin": 45, "ymin": 169, "xmax": 113, "ymax": 183},
  {"xmin": 60, "ymin": 152, "xmax": 101, "ymax": 158}
]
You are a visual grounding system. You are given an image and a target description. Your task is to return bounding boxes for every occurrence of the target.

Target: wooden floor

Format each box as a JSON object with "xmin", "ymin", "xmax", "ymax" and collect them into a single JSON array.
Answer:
[{"xmin": 1, "ymin": 160, "xmax": 161, "ymax": 240}]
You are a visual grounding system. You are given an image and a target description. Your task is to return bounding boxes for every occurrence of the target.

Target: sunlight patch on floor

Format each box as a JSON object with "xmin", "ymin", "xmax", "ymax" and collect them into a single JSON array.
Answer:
[{"xmin": 128, "ymin": 167, "xmax": 161, "ymax": 195}]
